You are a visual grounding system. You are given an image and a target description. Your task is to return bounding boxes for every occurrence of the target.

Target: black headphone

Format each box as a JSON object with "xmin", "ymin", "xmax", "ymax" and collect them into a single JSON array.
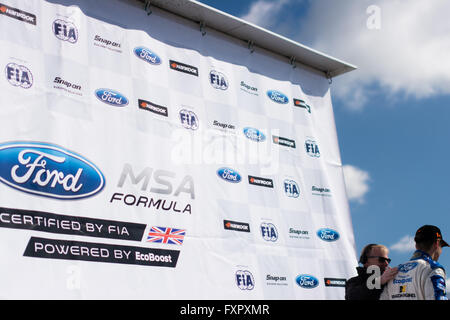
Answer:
[{"xmin": 359, "ymin": 244, "xmax": 378, "ymax": 265}]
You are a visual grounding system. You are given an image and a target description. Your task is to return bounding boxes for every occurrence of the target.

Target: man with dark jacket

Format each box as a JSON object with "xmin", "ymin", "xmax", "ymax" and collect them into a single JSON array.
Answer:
[{"xmin": 345, "ymin": 244, "xmax": 398, "ymax": 300}]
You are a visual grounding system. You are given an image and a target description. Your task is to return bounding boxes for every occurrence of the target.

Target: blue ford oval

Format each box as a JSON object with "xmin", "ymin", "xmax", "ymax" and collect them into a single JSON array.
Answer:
[
  {"xmin": 398, "ymin": 262, "xmax": 418, "ymax": 273},
  {"xmin": 133, "ymin": 46, "xmax": 162, "ymax": 65},
  {"xmin": 267, "ymin": 90, "xmax": 289, "ymax": 104},
  {"xmin": 0, "ymin": 141, "xmax": 105, "ymax": 200},
  {"xmin": 296, "ymin": 275, "xmax": 319, "ymax": 289},
  {"xmin": 217, "ymin": 167, "xmax": 241, "ymax": 183},
  {"xmin": 95, "ymin": 88, "xmax": 129, "ymax": 107},
  {"xmin": 243, "ymin": 127, "xmax": 266, "ymax": 142},
  {"xmin": 316, "ymin": 228, "xmax": 340, "ymax": 242}
]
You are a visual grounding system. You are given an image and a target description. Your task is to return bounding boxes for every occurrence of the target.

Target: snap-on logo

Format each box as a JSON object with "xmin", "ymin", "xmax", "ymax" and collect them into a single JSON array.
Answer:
[
  {"xmin": 0, "ymin": 142, "xmax": 105, "ymax": 200},
  {"xmin": 95, "ymin": 89, "xmax": 129, "ymax": 107},
  {"xmin": 267, "ymin": 90, "xmax": 289, "ymax": 104},
  {"xmin": 134, "ymin": 47, "xmax": 162, "ymax": 65}
]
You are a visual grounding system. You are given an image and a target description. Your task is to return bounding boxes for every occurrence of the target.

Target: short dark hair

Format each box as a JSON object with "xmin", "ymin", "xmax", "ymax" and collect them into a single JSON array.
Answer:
[
  {"xmin": 414, "ymin": 225, "xmax": 447, "ymax": 250},
  {"xmin": 415, "ymin": 239, "xmax": 435, "ymax": 252}
]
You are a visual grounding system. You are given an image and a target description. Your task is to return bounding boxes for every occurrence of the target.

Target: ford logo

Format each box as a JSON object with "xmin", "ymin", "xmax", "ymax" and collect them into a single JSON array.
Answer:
[
  {"xmin": 0, "ymin": 142, "xmax": 105, "ymax": 200},
  {"xmin": 267, "ymin": 90, "xmax": 288, "ymax": 104},
  {"xmin": 95, "ymin": 88, "xmax": 129, "ymax": 107},
  {"xmin": 133, "ymin": 46, "xmax": 162, "ymax": 65},
  {"xmin": 296, "ymin": 274, "xmax": 319, "ymax": 289},
  {"xmin": 243, "ymin": 127, "xmax": 266, "ymax": 142},
  {"xmin": 398, "ymin": 262, "xmax": 418, "ymax": 273},
  {"xmin": 317, "ymin": 228, "xmax": 340, "ymax": 242},
  {"xmin": 217, "ymin": 167, "xmax": 241, "ymax": 183}
]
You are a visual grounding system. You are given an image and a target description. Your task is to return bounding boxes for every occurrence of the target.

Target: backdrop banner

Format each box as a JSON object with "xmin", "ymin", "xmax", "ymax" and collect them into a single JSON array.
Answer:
[{"xmin": 0, "ymin": 0, "xmax": 357, "ymax": 299}]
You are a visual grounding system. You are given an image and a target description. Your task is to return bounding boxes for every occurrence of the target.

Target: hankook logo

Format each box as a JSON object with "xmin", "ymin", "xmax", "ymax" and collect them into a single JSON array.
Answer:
[
  {"xmin": 224, "ymin": 220, "xmax": 250, "ymax": 233},
  {"xmin": 248, "ymin": 175, "xmax": 273, "ymax": 188},
  {"xmin": 138, "ymin": 99, "xmax": 168, "ymax": 117},
  {"xmin": 0, "ymin": 3, "xmax": 36, "ymax": 25},
  {"xmin": 273, "ymin": 136, "xmax": 296, "ymax": 148},
  {"xmin": 169, "ymin": 60, "xmax": 198, "ymax": 76}
]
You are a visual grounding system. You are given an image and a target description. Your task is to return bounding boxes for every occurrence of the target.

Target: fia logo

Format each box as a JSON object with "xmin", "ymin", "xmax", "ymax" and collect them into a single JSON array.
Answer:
[
  {"xmin": 179, "ymin": 109, "xmax": 199, "ymax": 130},
  {"xmin": 284, "ymin": 179, "xmax": 300, "ymax": 198},
  {"xmin": 52, "ymin": 19, "xmax": 78, "ymax": 43},
  {"xmin": 209, "ymin": 70, "xmax": 228, "ymax": 90},
  {"xmin": 235, "ymin": 270, "xmax": 255, "ymax": 290},
  {"xmin": 260, "ymin": 223, "xmax": 278, "ymax": 242},
  {"xmin": 305, "ymin": 139, "xmax": 320, "ymax": 158},
  {"xmin": 5, "ymin": 63, "xmax": 33, "ymax": 89}
]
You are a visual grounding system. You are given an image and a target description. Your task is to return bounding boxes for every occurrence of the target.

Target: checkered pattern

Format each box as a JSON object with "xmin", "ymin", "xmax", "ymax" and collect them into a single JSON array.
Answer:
[{"xmin": 0, "ymin": 0, "xmax": 356, "ymax": 299}]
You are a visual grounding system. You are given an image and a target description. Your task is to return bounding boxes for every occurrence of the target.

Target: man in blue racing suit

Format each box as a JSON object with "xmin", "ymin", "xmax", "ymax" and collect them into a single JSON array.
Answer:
[{"xmin": 380, "ymin": 225, "xmax": 448, "ymax": 300}]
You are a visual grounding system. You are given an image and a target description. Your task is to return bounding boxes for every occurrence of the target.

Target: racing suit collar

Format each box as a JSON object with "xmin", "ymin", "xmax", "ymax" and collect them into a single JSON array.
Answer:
[{"xmin": 411, "ymin": 250, "xmax": 432, "ymax": 261}]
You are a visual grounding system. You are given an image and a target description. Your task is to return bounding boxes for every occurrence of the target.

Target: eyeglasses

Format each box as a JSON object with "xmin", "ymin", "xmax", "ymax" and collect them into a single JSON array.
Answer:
[{"xmin": 367, "ymin": 256, "xmax": 391, "ymax": 264}]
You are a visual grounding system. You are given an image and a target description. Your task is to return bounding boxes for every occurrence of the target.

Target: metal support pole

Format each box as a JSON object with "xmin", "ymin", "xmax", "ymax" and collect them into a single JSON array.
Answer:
[
  {"xmin": 144, "ymin": 0, "xmax": 152, "ymax": 15},
  {"xmin": 290, "ymin": 56, "xmax": 296, "ymax": 68},
  {"xmin": 326, "ymin": 71, "xmax": 333, "ymax": 84},
  {"xmin": 200, "ymin": 21, "xmax": 206, "ymax": 36},
  {"xmin": 247, "ymin": 40, "xmax": 254, "ymax": 53}
]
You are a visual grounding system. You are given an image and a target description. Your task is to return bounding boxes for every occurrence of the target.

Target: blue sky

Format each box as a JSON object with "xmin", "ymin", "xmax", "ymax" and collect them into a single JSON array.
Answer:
[{"xmin": 198, "ymin": 0, "xmax": 450, "ymax": 277}]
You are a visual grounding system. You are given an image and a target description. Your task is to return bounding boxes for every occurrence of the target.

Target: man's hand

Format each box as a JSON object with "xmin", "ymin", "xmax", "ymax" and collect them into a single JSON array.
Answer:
[{"xmin": 380, "ymin": 266, "xmax": 398, "ymax": 285}]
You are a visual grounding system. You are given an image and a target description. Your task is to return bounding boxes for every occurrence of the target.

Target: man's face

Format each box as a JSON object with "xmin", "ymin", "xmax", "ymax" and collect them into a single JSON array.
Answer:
[{"xmin": 365, "ymin": 247, "xmax": 390, "ymax": 273}]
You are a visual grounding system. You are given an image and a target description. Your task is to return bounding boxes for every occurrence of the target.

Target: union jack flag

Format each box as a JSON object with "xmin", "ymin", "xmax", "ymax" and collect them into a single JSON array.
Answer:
[{"xmin": 147, "ymin": 226, "xmax": 186, "ymax": 245}]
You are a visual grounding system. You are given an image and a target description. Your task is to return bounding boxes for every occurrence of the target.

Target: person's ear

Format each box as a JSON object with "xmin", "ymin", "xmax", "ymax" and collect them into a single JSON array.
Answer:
[{"xmin": 433, "ymin": 239, "xmax": 440, "ymax": 250}]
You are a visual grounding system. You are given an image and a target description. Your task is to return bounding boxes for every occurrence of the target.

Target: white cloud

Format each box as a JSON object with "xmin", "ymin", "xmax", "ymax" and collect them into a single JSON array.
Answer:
[
  {"xmin": 297, "ymin": 0, "xmax": 450, "ymax": 109},
  {"xmin": 342, "ymin": 165, "xmax": 370, "ymax": 203},
  {"xmin": 239, "ymin": 0, "xmax": 290, "ymax": 29},
  {"xmin": 390, "ymin": 235, "xmax": 416, "ymax": 253},
  {"xmin": 239, "ymin": 1, "xmax": 450, "ymax": 109}
]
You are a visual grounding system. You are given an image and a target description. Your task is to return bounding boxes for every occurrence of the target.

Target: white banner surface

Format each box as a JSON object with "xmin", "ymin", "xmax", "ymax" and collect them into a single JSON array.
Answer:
[{"xmin": 0, "ymin": 0, "xmax": 357, "ymax": 299}]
